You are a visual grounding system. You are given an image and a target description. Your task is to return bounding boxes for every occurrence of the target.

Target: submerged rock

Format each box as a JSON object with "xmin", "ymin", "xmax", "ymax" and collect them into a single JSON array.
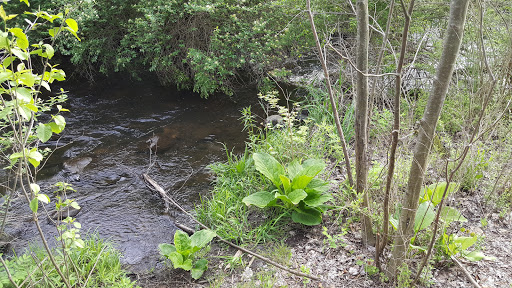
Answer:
[{"xmin": 62, "ymin": 157, "xmax": 92, "ymax": 181}]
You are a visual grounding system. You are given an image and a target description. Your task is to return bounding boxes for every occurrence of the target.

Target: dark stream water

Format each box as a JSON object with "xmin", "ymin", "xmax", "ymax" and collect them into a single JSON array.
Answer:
[{"xmin": 5, "ymin": 81, "xmax": 254, "ymax": 272}]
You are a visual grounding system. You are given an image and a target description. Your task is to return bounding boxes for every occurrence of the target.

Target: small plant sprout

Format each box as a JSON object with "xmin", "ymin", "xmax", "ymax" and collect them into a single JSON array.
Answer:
[{"xmin": 159, "ymin": 229, "xmax": 216, "ymax": 280}]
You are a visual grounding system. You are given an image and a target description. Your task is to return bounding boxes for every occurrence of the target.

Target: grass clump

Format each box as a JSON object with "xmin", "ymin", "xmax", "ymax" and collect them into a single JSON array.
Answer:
[
  {"xmin": 195, "ymin": 151, "xmax": 288, "ymax": 244},
  {"xmin": 0, "ymin": 235, "xmax": 137, "ymax": 288}
]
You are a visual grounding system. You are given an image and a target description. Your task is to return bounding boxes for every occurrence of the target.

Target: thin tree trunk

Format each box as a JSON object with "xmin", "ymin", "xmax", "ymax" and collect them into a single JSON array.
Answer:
[
  {"xmin": 388, "ymin": 0, "xmax": 470, "ymax": 277},
  {"xmin": 306, "ymin": 0, "xmax": 354, "ymax": 188},
  {"xmin": 376, "ymin": 0, "xmax": 415, "ymax": 269},
  {"xmin": 355, "ymin": 0, "xmax": 375, "ymax": 246}
]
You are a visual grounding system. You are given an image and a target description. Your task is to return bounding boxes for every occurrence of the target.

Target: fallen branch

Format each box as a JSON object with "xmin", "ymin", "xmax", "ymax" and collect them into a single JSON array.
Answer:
[
  {"xmin": 142, "ymin": 173, "xmax": 321, "ymax": 282},
  {"xmin": 450, "ymin": 255, "xmax": 482, "ymax": 288}
]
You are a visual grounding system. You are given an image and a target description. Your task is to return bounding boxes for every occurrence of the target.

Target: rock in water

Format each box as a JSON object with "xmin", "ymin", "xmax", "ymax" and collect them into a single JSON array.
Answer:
[{"xmin": 62, "ymin": 157, "xmax": 92, "ymax": 181}]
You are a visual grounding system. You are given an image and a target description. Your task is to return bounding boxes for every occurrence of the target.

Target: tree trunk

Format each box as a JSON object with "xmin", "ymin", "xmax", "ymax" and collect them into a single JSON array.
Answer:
[
  {"xmin": 388, "ymin": 0, "xmax": 470, "ymax": 276},
  {"xmin": 355, "ymin": 0, "xmax": 375, "ymax": 246}
]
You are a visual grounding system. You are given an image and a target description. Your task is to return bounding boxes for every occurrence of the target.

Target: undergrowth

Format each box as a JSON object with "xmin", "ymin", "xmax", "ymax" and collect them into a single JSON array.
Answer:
[{"xmin": 0, "ymin": 234, "xmax": 137, "ymax": 288}]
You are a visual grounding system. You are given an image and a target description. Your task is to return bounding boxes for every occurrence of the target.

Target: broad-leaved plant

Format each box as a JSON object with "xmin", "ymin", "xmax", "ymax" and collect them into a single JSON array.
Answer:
[
  {"xmin": 159, "ymin": 229, "xmax": 216, "ymax": 280},
  {"xmin": 242, "ymin": 152, "xmax": 332, "ymax": 225}
]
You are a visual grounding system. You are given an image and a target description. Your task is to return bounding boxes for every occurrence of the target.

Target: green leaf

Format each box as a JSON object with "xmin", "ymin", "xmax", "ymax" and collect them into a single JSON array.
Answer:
[
  {"xmin": 409, "ymin": 244, "xmax": 427, "ymax": 252},
  {"xmin": 50, "ymin": 115, "xmax": 66, "ymax": 133},
  {"xmin": 30, "ymin": 183, "xmax": 40, "ymax": 194},
  {"xmin": 440, "ymin": 206, "xmax": 467, "ymax": 224},
  {"xmin": 70, "ymin": 201, "xmax": 80, "ymax": 210},
  {"xmin": 30, "ymin": 197, "xmax": 38, "ymax": 213},
  {"xmin": 431, "ymin": 182, "xmax": 459, "ymax": 206},
  {"xmin": 23, "ymin": 102, "xmax": 37, "ymax": 113},
  {"xmin": 306, "ymin": 178, "xmax": 330, "ymax": 193},
  {"xmin": 0, "ymin": 6, "xmax": 6, "ymax": 20},
  {"xmin": 454, "ymin": 235, "xmax": 477, "ymax": 251},
  {"xmin": 279, "ymin": 175, "xmax": 291, "ymax": 193},
  {"xmin": 43, "ymin": 44, "xmax": 54, "ymax": 59},
  {"xmin": 0, "ymin": 34, "xmax": 8, "ymax": 50},
  {"xmin": 463, "ymin": 251, "xmax": 495, "ymax": 261},
  {"xmin": 37, "ymin": 123, "xmax": 53, "ymax": 142},
  {"xmin": 191, "ymin": 259, "xmax": 208, "ymax": 280},
  {"xmin": 9, "ymin": 28, "xmax": 28, "ymax": 50},
  {"xmin": 0, "ymin": 71, "xmax": 12, "ymax": 83},
  {"xmin": 17, "ymin": 104, "xmax": 30, "ymax": 120},
  {"xmin": 303, "ymin": 191, "xmax": 332, "ymax": 207},
  {"xmin": 288, "ymin": 189, "xmax": 307, "ymax": 205},
  {"xmin": 390, "ymin": 217, "xmax": 399, "ymax": 231},
  {"xmin": 168, "ymin": 252, "xmax": 192, "ymax": 270},
  {"xmin": 291, "ymin": 175, "xmax": 314, "ymax": 190},
  {"xmin": 37, "ymin": 193, "xmax": 49, "ymax": 204},
  {"xmin": 242, "ymin": 191, "xmax": 275, "ymax": 208},
  {"xmin": 190, "ymin": 229, "xmax": 216, "ymax": 249},
  {"xmin": 414, "ymin": 202, "xmax": 435, "ymax": 232},
  {"xmin": 49, "ymin": 68, "xmax": 66, "ymax": 82},
  {"xmin": 300, "ymin": 158, "xmax": 325, "ymax": 177},
  {"xmin": 65, "ymin": 18, "xmax": 78, "ymax": 33},
  {"xmin": 28, "ymin": 148, "xmax": 43, "ymax": 167},
  {"xmin": 252, "ymin": 152, "xmax": 284, "ymax": 188},
  {"xmin": 11, "ymin": 47, "xmax": 28, "ymax": 60},
  {"xmin": 40, "ymin": 80, "xmax": 51, "ymax": 91},
  {"xmin": 14, "ymin": 87, "xmax": 32, "ymax": 102},
  {"xmin": 274, "ymin": 192, "xmax": 292, "ymax": 206},
  {"xmin": 291, "ymin": 208, "xmax": 322, "ymax": 226},
  {"xmin": 286, "ymin": 160, "xmax": 302, "ymax": 180},
  {"xmin": 18, "ymin": 72, "xmax": 35, "ymax": 87},
  {"xmin": 158, "ymin": 243, "xmax": 177, "ymax": 257},
  {"xmin": 0, "ymin": 106, "xmax": 12, "ymax": 120},
  {"xmin": 173, "ymin": 230, "xmax": 192, "ymax": 255},
  {"xmin": 2, "ymin": 56, "xmax": 15, "ymax": 68},
  {"xmin": 63, "ymin": 26, "xmax": 81, "ymax": 41}
]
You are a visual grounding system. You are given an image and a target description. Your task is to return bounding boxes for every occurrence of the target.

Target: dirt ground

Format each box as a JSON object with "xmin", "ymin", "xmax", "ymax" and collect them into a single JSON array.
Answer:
[{"xmin": 133, "ymin": 189, "xmax": 511, "ymax": 288}]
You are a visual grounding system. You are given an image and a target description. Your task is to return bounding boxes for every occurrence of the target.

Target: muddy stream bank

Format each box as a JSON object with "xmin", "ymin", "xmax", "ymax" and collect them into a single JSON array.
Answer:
[{"xmin": 4, "ymin": 81, "xmax": 255, "ymax": 273}]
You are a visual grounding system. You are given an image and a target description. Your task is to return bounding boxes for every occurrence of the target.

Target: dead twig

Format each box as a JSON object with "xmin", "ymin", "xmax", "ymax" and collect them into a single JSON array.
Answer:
[
  {"xmin": 450, "ymin": 255, "xmax": 482, "ymax": 288},
  {"xmin": 142, "ymin": 173, "xmax": 322, "ymax": 282}
]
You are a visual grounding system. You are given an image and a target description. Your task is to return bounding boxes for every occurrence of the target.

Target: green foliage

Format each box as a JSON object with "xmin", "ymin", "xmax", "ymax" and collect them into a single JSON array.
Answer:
[
  {"xmin": 159, "ymin": 229, "xmax": 216, "ymax": 280},
  {"xmin": 457, "ymin": 145, "xmax": 492, "ymax": 191},
  {"xmin": 321, "ymin": 226, "xmax": 347, "ymax": 249},
  {"xmin": 0, "ymin": 235, "xmax": 138, "ymax": 288},
  {"xmin": 441, "ymin": 229, "xmax": 494, "ymax": 261},
  {"xmin": 195, "ymin": 151, "xmax": 288, "ymax": 244},
  {"xmin": 242, "ymin": 152, "xmax": 331, "ymax": 226}
]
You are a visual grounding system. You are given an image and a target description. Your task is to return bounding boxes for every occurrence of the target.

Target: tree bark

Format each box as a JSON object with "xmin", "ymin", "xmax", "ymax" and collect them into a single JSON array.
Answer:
[
  {"xmin": 355, "ymin": 0, "xmax": 375, "ymax": 246},
  {"xmin": 377, "ymin": 0, "xmax": 415, "ymax": 269},
  {"xmin": 388, "ymin": 0, "xmax": 470, "ymax": 277}
]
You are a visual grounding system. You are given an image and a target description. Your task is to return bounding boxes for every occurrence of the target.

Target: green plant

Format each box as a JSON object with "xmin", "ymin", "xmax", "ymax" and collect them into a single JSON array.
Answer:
[
  {"xmin": 0, "ymin": 235, "xmax": 138, "ymax": 288},
  {"xmin": 159, "ymin": 229, "xmax": 216, "ymax": 280},
  {"xmin": 242, "ymin": 152, "xmax": 332, "ymax": 225},
  {"xmin": 321, "ymin": 226, "xmax": 347, "ymax": 249},
  {"xmin": 441, "ymin": 229, "xmax": 494, "ymax": 261},
  {"xmin": 458, "ymin": 146, "xmax": 492, "ymax": 191},
  {"xmin": 390, "ymin": 182, "xmax": 464, "ymax": 232},
  {"xmin": 396, "ymin": 263, "xmax": 412, "ymax": 288},
  {"xmin": 299, "ymin": 265, "xmax": 311, "ymax": 286}
]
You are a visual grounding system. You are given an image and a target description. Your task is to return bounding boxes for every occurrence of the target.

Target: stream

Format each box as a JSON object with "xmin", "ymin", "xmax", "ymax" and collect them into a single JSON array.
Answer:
[{"xmin": 4, "ymin": 80, "xmax": 255, "ymax": 272}]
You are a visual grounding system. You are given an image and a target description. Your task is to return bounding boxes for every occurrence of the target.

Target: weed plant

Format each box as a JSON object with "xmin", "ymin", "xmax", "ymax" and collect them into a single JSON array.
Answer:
[{"xmin": 0, "ymin": 235, "xmax": 137, "ymax": 288}]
